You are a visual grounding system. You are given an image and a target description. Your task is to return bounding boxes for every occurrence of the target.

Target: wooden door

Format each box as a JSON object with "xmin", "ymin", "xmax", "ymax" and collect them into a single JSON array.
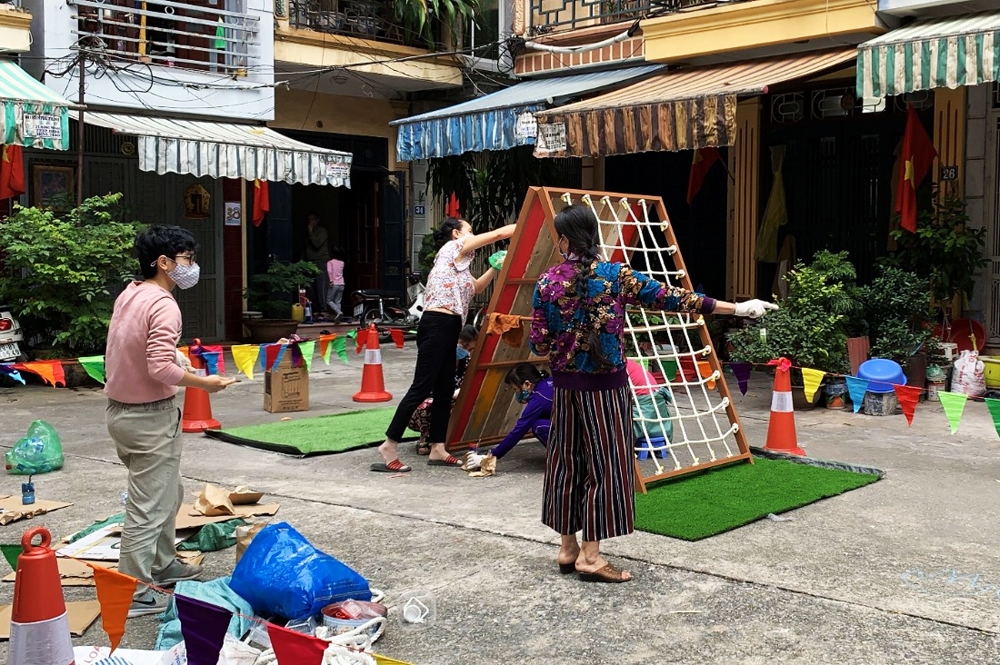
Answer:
[{"xmin": 350, "ymin": 174, "xmax": 382, "ymax": 290}]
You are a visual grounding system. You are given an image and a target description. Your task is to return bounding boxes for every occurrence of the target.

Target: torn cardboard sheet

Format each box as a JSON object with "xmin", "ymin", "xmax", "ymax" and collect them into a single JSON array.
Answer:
[
  {"xmin": 0, "ymin": 496, "xmax": 72, "ymax": 525},
  {"xmin": 230, "ymin": 486, "xmax": 265, "ymax": 505},
  {"xmin": 4, "ymin": 553, "xmax": 203, "ymax": 586},
  {"xmin": 0, "ymin": 600, "xmax": 101, "ymax": 639},
  {"xmin": 74, "ymin": 646, "xmax": 166, "ymax": 665},
  {"xmin": 175, "ymin": 503, "xmax": 278, "ymax": 531},
  {"xmin": 56, "ymin": 526, "xmax": 185, "ymax": 562}
]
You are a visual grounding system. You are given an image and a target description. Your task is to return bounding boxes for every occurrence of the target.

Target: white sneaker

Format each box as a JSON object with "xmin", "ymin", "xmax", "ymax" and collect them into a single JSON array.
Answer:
[{"xmin": 128, "ymin": 590, "xmax": 168, "ymax": 619}]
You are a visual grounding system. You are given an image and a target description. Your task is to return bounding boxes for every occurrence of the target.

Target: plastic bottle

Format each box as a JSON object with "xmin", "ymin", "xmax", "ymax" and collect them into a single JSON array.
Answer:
[
  {"xmin": 304, "ymin": 302, "xmax": 313, "ymax": 324},
  {"xmin": 121, "ymin": 490, "xmax": 130, "ymax": 506},
  {"xmin": 291, "ymin": 303, "xmax": 305, "ymax": 322},
  {"xmin": 21, "ymin": 477, "xmax": 34, "ymax": 506}
]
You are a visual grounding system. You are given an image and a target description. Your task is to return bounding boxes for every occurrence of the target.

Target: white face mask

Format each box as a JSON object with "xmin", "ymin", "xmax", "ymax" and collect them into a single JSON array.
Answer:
[{"xmin": 168, "ymin": 262, "xmax": 200, "ymax": 290}]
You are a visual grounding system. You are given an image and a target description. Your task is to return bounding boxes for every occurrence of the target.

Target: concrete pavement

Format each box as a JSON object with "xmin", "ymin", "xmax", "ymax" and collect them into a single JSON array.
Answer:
[{"xmin": 2, "ymin": 345, "xmax": 1000, "ymax": 664}]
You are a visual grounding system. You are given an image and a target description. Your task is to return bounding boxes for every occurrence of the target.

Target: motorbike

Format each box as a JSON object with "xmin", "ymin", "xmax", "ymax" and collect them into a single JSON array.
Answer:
[
  {"xmin": 350, "ymin": 273, "xmax": 425, "ymax": 337},
  {"xmin": 0, "ymin": 305, "xmax": 26, "ymax": 363}
]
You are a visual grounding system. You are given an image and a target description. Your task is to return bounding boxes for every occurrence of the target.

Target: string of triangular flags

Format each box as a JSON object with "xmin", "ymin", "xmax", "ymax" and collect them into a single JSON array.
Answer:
[
  {"xmin": 17, "ymin": 555, "xmax": 411, "ymax": 665},
  {"xmin": 722, "ymin": 360, "xmax": 989, "ymax": 436},
  {"xmin": 0, "ymin": 329, "xmax": 400, "ymax": 387}
]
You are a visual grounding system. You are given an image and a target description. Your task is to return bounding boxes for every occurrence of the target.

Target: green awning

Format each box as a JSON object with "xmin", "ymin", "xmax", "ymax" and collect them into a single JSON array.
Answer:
[
  {"xmin": 858, "ymin": 12, "xmax": 1000, "ymax": 99},
  {"xmin": 0, "ymin": 60, "xmax": 71, "ymax": 150}
]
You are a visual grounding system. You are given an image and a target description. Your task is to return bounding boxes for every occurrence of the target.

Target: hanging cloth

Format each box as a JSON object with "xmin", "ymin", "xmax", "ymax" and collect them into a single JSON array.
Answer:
[{"xmin": 754, "ymin": 145, "xmax": 787, "ymax": 263}]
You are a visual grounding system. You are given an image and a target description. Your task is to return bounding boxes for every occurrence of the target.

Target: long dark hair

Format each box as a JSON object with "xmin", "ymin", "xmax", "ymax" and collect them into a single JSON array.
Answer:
[
  {"xmin": 432, "ymin": 218, "xmax": 465, "ymax": 250},
  {"xmin": 505, "ymin": 363, "xmax": 549, "ymax": 387},
  {"xmin": 553, "ymin": 205, "xmax": 614, "ymax": 371}
]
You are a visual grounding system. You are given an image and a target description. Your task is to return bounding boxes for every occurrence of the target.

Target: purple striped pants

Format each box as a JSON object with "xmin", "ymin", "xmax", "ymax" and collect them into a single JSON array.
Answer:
[{"xmin": 542, "ymin": 385, "xmax": 635, "ymax": 542}]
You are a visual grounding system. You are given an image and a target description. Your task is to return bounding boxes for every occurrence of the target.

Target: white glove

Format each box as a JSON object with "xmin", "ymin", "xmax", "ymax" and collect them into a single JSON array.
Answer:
[
  {"xmin": 464, "ymin": 452, "xmax": 488, "ymax": 471},
  {"xmin": 175, "ymin": 349, "xmax": 195, "ymax": 373},
  {"xmin": 734, "ymin": 299, "xmax": 779, "ymax": 319}
]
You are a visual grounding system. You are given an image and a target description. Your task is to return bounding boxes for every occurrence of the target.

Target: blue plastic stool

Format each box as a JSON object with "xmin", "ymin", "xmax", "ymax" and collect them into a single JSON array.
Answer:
[{"xmin": 636, "ymin": 436, "xmax": 669, "ymax": 460}]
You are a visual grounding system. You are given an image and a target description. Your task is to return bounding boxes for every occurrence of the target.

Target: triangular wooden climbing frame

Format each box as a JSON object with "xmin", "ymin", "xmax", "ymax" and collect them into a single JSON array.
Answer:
[{"xmin": 448, "ymin": 187, "xmax": 752, "ymax": 492}]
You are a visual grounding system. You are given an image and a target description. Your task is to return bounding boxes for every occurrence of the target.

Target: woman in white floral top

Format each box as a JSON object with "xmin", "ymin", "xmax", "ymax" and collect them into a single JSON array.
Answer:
[{"xmin": 373, "ymin": 218, "xmax": 516, "ymax": 472}]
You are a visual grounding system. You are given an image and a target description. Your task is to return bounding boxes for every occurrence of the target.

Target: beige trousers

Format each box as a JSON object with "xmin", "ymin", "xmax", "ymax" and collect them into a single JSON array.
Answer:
[{"xmin": 106, "ymin": 397, "xmax": 184, "ymax": 587}]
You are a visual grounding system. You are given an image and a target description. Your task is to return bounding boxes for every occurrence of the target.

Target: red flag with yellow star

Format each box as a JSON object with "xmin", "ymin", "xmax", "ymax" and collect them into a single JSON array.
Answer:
[
  {"xmin": 252, "ymin": 179, "xmax": 269, "ymax": 226},
  {"xmin": 896, "ymin": 104, "xmax": 936, "ymax": 233},
  {"xmin": 0, "ymin": 145, "xmax": 25, "ymax": 201}
]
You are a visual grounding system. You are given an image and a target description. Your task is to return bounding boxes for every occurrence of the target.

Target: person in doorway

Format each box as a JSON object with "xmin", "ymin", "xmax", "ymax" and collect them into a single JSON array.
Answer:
[
  {"xmin": 326, "ymin": 248, "xmax": 346, "ymax": 322},
  {"xmin": 530, "ymin": 204, "xmax": 777, "ymax": 583},
  {"xmin": 104, "ymin": 226, "xmax": 235, "ymax": 617},
  {"xmin": 373, "ymin": 218, "xmax": 516, "ymax": 472},
  {"xmin": 626, "ymin": 358, "xmax": 674, "ymax": 445},
  {"xmin": 486, "ymin": 363, "xmax": 553, "ymax": 463},
  {"xmin": 408, "ymin": 324, "xmax": 478, "ymax": 455},
  {"xmin": 304, "ymin": 212, "xmax": 330, "ymax": 315}
]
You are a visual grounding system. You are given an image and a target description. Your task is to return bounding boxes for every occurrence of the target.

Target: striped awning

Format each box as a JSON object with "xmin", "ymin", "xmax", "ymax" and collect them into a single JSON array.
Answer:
[
  {"xmin": 390, "ymin": 65, "xmax": 664, "ymax": 161},
  {"xmin": 533, "ymin": 50, "xmax": 857, "ymax": 158},
  {"xmin": 76, "ymin": 112, "xmax": 353, "ymax": 187},
  {"xmin": 857, "ymin": 11, "xmax": 1000, "ymax": 98},
  {"xmin": 0, "ymin": 60, "xmax": 72, "ymax": 150}
]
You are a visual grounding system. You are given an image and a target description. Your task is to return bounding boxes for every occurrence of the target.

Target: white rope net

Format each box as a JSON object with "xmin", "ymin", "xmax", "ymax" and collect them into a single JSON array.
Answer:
[{"xmin": 561, "ymin": 192, "xmax": 742, "ymax": 477}]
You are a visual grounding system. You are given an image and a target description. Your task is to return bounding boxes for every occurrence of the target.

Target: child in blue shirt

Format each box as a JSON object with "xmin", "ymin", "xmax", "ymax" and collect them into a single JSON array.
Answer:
[{"xmin": 489, "ymin": 363, "xmax": 553, "ymax": 461}]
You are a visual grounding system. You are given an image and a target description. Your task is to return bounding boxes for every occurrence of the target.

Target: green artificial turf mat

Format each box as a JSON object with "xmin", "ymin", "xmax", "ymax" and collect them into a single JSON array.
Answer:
[
  {"xmin": 204, "ymin": 408, "xmax": 412, "ymax": 457},
  {"xmin": 634, "ymin": 457, "xmax": 880, "ymax": 541}
]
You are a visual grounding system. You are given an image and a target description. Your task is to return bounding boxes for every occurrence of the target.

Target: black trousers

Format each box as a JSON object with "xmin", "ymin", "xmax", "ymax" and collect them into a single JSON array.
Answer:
[{"xmin": 386, "ymin": 311, "xmax": 463, "ymax": 444}]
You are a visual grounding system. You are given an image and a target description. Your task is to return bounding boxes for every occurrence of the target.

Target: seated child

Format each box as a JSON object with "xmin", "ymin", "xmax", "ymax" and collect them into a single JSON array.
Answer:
[
  {"xmin": 409, "ymin": 324, "xmax": 478, "ymax": 455},
  {"xmin": 627, "ymin": 358, "xmax": 674, "ymax": 445},
  {"xmin": 488, "ymin": 363, "xmax": 553, "ymax": 461}
]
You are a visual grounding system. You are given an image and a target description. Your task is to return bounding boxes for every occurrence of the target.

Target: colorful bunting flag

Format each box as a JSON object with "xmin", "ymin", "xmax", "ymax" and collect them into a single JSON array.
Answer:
[
  {"xmin": 272, "ymin": 344, "xmax": 288, "ymax": 370},
  {"xmin": 1, "ymin": 545, "xmax": 20, "ymax": 572},
  {"xmin": 176, "ymin": 595, "xmax": 234, "ymax": 665},
  {"xmin": 986, "ymin": 398, "xmax": 1000, "ymax": 439},
  {"xmin": 938, "ymin": 391, "xmax": 968, "ymax": 435},
  {"xmin": 88, "ymin": 564, "xmax": 138, "ymax": 653},
  {"xmin": 318, "ymin": 334, "xmax": 335, "ymax": 365},
  {"xmin": 356, "ymin": 330, "xmax": 366, "ymax": 354},
  {"xmin": 728, "ymin": 362, "xmax": 752, "ymax": 396},
  {"xmin": 202, "ymin": 345, "xmax": 225, "ymax": 375},
  {"xmin": 801, "ymin": 368, "xmax": 825, "ymax": 404},
  {"xmin": 267, "ymin": 622, "xmax": 329, "ymax": 665},
  {"xmin": 263, "ymin": 344, "xmax": 282, "ymax": 372},
  {"xmin": 77, "ymin": 356, "xmax": 106, "ymax": 384},
  {"xmin": 697, "ymin": 361, "xmax": 716, "ymax": 390},
  {"xmin": 231, "ymin": 345, "xmax": 259, "ymax": 380},
  {"xmin": 15, "ymin": 361, "xmax": 63, "ymax": 387},
  {"xmin": 298, "ymin": 340, "xmax": 316, "ymax": 373},
  {"xmin": 201, "ymin": 351, "xmax": 220, "ymax": 376},
  {"xmin": 0, "ymin": 364, "xmax": 25, "ymax": 385},
  {"xmin": 893, "ymin": 385, "xmax": 922, "ymax": 426},
  {"xmin": 389, "ymin": 329, "xmax": 404, "ymax": 349},
  {"xmin": 845, "ymin": 376, "xmax": 869, "ymax": 414},
  {"xmin": 290, "ymin": 343, "xmax": 303, "ymax": 369},
  {"xmin": 332, "ymin": 336, "xmax": 348, "ymax": 364}
]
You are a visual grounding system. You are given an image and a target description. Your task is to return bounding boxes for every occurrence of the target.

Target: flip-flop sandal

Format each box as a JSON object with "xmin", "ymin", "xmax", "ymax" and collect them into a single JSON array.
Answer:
[
  {"xmin": 427, "ymin": 455, "xmax": 463, "ymax": 467},
  {"xmin": 577, "ymin": 563, "xmax": 632, "ymax": 583},
  {"xmin": 558, "ymin": 563, "xmax": 576, "ymax": 575},
  {"xmin": 370, "ymin": 459, "xmax": 412, "ymax": 473},
  {"xmin": 416, "ymin": 442, "xmax": 431, "ymax": 456}
]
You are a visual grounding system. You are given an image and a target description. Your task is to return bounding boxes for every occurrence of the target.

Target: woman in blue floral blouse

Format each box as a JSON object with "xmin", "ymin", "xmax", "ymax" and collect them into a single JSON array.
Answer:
[{"xmin": 529, "ymin": 204, "xmax": 776, "ymax": 583}]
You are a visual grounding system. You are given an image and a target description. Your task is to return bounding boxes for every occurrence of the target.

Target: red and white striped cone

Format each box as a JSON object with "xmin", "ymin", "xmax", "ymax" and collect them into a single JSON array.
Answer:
[
  {"xmin": 764, "ymin": 357, "xmax": 805, "ymax": 456},
  {"xmin": 353, "ymin": 324, "xmax": 392, "ymax": 403},
  {"xmin": 8, "ymin": 527, "xmax": 74, "ymax": 665}
]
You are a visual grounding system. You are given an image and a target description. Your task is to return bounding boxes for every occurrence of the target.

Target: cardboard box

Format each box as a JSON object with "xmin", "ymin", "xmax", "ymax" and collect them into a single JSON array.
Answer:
[{"xmin": 264, "ymin": 354, "xmax": 309, "ymax": 413}]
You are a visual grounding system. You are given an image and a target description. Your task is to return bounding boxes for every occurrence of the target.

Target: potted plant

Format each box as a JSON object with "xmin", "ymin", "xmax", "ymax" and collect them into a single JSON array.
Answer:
[
  {"xmin": 392, "ymin": 0, "xmax": 478, "ymax": 48},
  {"xmin": 0, "ymin": 194, "xmax": 141, "ymax": 384},
  {"xmin": 244, "ymin": 261, "xmax": 320, "ymax": 343},
  {"xmin": 728, "ymin": 250, "xmax": 858, "ymax": 409}
]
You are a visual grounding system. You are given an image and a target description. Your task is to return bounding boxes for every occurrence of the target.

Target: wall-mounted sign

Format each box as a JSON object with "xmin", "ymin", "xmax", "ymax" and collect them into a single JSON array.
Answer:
[
  {"xmin": 224, "ymin": 201, "xmax": 241, "ymax": 226},
  {"xmin": 414, "ymin": 205, "xmax": 426, "ymax": 216},
  {"xmin": 326, "ymin": 158, "xmax": 351, "ymax": 181},
  {"xmin": 183, "ymin": 184, "xmax": 211, "ymax": 219},
  {"xmin": 940, "ymin": 165, "xmax": 959, "ymax": 181},
  {"xmin": 23, "ymin": 114, "xmax": 62, "ymax": 139},
  {"xmin": 533, "ymin": 122, "xmax": 567, "ymax": 157},
  {"xmin": 515, "ymin": 112, "xmax": 537, "ymax": 141}
]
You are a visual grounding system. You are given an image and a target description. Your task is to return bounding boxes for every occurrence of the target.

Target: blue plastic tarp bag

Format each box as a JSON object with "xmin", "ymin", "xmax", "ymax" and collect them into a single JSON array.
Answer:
[{"xmin": 228, "ymin": 522, "xmax": 370, "ymax": 620}]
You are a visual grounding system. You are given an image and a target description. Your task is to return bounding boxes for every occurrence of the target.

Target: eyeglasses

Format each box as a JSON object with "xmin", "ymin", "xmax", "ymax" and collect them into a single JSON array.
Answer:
[{"xmin": 173, "ymin": 254, "xmax": 196, "ymax": 264}]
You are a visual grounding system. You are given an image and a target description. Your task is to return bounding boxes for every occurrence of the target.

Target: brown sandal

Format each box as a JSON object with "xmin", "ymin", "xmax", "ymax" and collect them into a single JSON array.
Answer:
[{"xmin": 577, "ymin": 563, "xmax": 632, "ymax": 583}]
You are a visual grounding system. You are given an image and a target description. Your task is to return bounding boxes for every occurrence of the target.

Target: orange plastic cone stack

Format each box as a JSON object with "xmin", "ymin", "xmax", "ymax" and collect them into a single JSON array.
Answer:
[
  {"xmin": 182, "ymin": 338, "xmax": 221, "ymax": 432},
  {"xmin": 764, "ymin": 357, "xmax": 805, "ymax": 456},
  {"xmin": 353, "ymin": 324, "xmax": 392, "ymax": 403},
  {"xmin": 8, "ymin": 527, "xmax": 74, "ymax": 665}
]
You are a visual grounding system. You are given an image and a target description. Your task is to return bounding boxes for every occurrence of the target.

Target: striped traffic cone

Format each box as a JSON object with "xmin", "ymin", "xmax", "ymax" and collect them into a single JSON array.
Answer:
[
  {"xmin": 8, "ymin": 527, "xmax": 74, "ymax": 665},
  {"xmin": 764, "ymin": 357, "xmax": 805, "ymax": 456},
  {"xmin": 353, "ymin": 324, "xmax": 392, "ymax": 403}
]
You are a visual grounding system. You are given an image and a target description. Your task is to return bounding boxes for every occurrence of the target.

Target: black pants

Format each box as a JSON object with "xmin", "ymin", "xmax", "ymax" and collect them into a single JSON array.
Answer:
[{"xmin": 386, "ymin": 311, "xmax": 462, "ymax": 444}]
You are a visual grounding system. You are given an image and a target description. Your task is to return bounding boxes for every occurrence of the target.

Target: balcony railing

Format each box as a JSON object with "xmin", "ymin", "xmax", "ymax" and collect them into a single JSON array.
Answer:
[
  {"xmin": 72, "ymin": 0, "xmax": 259, "ymax": 75},
  {"xmin": 288, "ymin": 0, "xmax": 428, "ymax": 47},
  {"xmin": 528, "ymin": 0, "xmax": 728, "ymax": 36}
]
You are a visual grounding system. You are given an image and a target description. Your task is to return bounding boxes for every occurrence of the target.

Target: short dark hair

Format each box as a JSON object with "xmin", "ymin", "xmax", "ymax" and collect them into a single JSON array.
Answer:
[
  {"xmin": 505, "ymin": 362, "xmax": 549, "ymax": 387},
  {"xmin": 459, "ymin": 324, "xmax": 478, "ymax": 345},
  {"xmin": 136, "ymin": 226, "xmax": 198, "ymax": 279}
]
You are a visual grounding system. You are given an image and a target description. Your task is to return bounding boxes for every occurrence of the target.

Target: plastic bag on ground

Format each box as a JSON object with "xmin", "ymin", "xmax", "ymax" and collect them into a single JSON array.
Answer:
[
  {"xmin": 6, "ymin": 420, "xmax": 64, "ymax": 475},
  {"xmin": 228, "ymin": 522, "xmax": 371, "ymax": 620},
  {"xmin": 953, "ymin": 350, "xmax": 986, "ymax": 397}
]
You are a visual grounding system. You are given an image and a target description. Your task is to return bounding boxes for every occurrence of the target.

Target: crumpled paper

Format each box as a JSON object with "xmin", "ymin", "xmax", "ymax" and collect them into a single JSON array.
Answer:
[
  {"xmin": 466, "ymin": 453, "xmax": 496, "ymax": 478},
  {"xmin": 193, "ymin": 484, "xmax": 235, "ymax": 517}
]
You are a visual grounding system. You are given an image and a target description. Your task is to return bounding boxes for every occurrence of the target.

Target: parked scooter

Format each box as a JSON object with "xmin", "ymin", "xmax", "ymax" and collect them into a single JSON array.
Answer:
[
  {"xmin": 0, "ymin": 305, "xmax": 26, "ymax": 363},
  {"xmin": 350, "ymin": 272, "xmax": 425, "ymax": 333}
]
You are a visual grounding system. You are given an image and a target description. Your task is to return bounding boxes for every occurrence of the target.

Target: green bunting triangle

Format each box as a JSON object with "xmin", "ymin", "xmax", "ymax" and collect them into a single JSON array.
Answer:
[
  {"xmin": 298, "ymin": 340, "xmax": 315, "ymax": 373},
  {"xmin": 77, "ymin": 356, "xmax": 106, "ymax": 384},
  {"xmin": 1, "ymin": 544, "xmax": 21, "ymax": 572},
  {"xmin": 938, "ymin": 391, "xmax": 968, "ymax": 435},
  {"xmin": 986, "ymin": 398, "xmax": 1000, "ymax": 439},
  {"xmin": 332, "ymin": 336, "xmax": 348, "ymax": 363}
]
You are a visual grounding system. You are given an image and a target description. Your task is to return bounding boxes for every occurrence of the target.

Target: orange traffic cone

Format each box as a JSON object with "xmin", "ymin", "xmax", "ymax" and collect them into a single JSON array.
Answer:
[
  {"xmin": 182, "ymin": 338, "xmax": 221, "ymax": 432},
  {"xmin": 764, "ymin": 357, "xmax": 805, "ymax": 456},
  {"xmin": 9, "ymin": 527, "xmax": 74, "ymax": 665},
  {"xmin": 353, "ymin": 324, "xmax": 392, "ymax": 403}
]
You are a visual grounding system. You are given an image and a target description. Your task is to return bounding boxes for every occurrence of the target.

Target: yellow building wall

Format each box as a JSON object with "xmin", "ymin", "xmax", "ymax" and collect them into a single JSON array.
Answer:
[
  {"xmin": 270, "ymin": 88, "xmax": 407, "ymax": 171},
  {"xmin": 0, "ymin": 6, "xmax": 31, "ymax": 53}
]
